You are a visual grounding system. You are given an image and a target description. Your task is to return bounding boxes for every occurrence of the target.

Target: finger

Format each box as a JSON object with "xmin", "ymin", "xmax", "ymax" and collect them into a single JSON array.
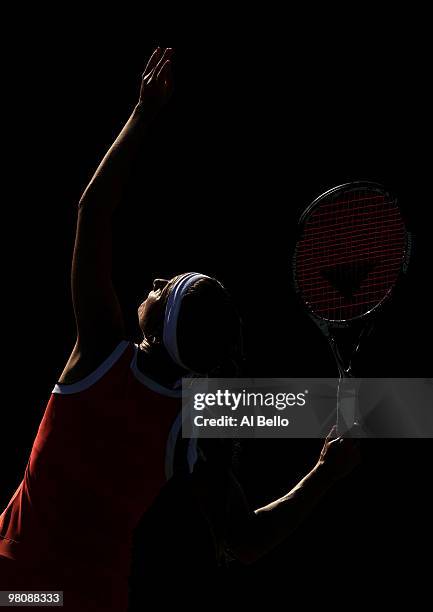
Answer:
[
  {"xmin": 326, "ymin": 436, "xmax": 344, "ymax": 450},
  {"xmin": 143, "ymin": 47, "xmax": 163, "ymax": 77},
  {"xmin": 156, "ymin": 58, "xmax": 172, "ymax": 82},
  {"xmin": 319, "ymin": 425, "xmax": 338, "ymax": 461},
  {"xmin": 153, "ymin": 47, "xmax": 173, "ymax": 75},
  {"xmin": 325, "ymin": 425, "xmax": 338, "ymax": 443}
]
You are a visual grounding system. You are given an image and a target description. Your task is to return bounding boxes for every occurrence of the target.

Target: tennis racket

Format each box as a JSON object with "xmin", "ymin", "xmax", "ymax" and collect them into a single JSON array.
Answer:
[{"xmin": 292, "ymin": 181, "xmax": 411, "ymax": 435}]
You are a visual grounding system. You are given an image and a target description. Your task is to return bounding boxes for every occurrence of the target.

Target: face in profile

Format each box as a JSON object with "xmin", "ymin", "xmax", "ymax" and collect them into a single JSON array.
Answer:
[{"xmin": 138, "ymin": 277, "xmax": 177, "ymax": 340}]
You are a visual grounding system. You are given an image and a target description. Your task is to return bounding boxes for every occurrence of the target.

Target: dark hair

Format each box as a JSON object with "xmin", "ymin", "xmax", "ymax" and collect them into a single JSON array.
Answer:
[{"xmin": 176, "ymin": 278, "xmax": 243, "ymax": 375}]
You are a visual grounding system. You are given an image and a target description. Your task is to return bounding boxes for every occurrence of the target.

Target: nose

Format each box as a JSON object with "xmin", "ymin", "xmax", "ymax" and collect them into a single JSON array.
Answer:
[{"xmin": 153, "ymin": 278, "xmax": 169, "ymax": 291}]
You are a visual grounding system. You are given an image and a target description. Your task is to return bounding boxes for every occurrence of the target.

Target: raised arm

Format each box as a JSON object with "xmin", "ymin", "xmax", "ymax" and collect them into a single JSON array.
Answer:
[
  {"xmin": 59, "ymin": 48, "xmax": 173, "ymax": 382},
  {"xmin": 192, "ymin": 430, "xmax": 360, "ymax": 564}
]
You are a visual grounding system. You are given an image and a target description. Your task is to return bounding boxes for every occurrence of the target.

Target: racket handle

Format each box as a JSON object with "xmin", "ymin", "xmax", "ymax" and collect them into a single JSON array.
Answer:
[{"xmin": 337, "ymin": 381, "xmax": 357, "ymax": 434}]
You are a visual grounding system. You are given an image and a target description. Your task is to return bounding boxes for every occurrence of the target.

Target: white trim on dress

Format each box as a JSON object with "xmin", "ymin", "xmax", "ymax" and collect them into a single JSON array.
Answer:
[
  {"xmin": 52, "ymin": 341, "xmax": 130, "ymax": 395},
  {"xmin": 129, "ymin": 344, "xmax": 182, "ymax": 398}
]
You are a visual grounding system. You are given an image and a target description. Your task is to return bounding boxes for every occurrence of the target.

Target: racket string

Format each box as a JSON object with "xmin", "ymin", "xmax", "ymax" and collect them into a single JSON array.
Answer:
[{"xmin": 295, "ymin": 188, "xmax": 407, "ymax": 320}]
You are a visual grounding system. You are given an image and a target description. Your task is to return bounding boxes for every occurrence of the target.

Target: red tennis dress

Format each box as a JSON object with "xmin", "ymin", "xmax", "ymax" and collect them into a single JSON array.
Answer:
[{"xmin": 0, "ymin": 342, "xmax": 192, "ymax": 611}]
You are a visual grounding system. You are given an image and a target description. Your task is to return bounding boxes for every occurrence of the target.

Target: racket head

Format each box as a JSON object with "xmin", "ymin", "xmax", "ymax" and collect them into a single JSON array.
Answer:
[{"xmin": 292, "ymin": 181, "xmax": 411, "ymax": 328}]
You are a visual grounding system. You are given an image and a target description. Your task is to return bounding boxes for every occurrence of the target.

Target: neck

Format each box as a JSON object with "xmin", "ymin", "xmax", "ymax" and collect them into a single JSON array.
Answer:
[{"xmin": 137, "ymin": 339, "xmax": 187, "ymax": 388}]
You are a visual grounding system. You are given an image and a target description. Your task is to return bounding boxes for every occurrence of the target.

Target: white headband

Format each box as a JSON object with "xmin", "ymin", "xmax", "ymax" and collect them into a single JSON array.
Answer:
[{"xmin": 162, "ymin": 272, "xmax": 213, "ymax": 370}]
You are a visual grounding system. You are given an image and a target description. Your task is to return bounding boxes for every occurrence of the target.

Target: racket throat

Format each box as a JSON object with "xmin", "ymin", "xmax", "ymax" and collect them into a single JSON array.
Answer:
[
  {"xmin": 326, "ymin": 325, "xmax": 372, "ymax": 435},
  {"xmin": 329, "ymin": 333, "xmax": 354, "ymax": 377}
]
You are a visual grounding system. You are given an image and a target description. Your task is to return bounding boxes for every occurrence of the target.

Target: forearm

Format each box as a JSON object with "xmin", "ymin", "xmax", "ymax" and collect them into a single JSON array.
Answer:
[
  {"xmin": 230, "ymin": 464, "xmax": 333, "ymax": 563},
  {"xmin": 79, "ymin": 104, "xmax": 150, "ymax": 215},
  {"xmin": 65, "ymin": 49, "xmax": 173, "ymax": 349}
]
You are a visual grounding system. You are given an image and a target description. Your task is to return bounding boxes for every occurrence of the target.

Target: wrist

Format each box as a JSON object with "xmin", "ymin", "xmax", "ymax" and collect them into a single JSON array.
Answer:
[{"xmin": 133, "ymin": 101, "xmax": 158, "ymax": 123}]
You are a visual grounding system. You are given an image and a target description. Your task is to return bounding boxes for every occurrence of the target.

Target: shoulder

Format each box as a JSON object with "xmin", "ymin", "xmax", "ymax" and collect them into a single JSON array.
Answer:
[{"xmin": 57, "ymin": 338, "xmax": 132, "ymax": 386}]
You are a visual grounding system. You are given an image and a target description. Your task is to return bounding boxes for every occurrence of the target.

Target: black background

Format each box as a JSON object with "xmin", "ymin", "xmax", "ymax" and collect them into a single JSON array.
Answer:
[{"xmin": 1, "ymin": 17, "xmax": 432, "ymax": 603}]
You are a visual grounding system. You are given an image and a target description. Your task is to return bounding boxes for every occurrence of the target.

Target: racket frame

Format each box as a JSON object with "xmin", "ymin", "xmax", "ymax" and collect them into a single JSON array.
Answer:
[
  {"xmin": 292, "ymin": 180, "xmax": 412, "ymax": 432},
  {"xmin": 292, "ymin": 180, "xmax": 412, "ymax": 331}
]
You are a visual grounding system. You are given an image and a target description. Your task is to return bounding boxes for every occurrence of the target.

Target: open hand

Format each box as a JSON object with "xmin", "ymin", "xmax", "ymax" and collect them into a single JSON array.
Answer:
[{"xmin": 137, "ymin": 47, "xmax": 174, "ymax": 117}]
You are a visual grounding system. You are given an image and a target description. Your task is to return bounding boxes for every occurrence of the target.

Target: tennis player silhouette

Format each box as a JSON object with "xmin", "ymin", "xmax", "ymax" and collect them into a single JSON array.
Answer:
[{"xmin": 0, "ymin": 48, "xmax": 359, "ymax": 611}]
